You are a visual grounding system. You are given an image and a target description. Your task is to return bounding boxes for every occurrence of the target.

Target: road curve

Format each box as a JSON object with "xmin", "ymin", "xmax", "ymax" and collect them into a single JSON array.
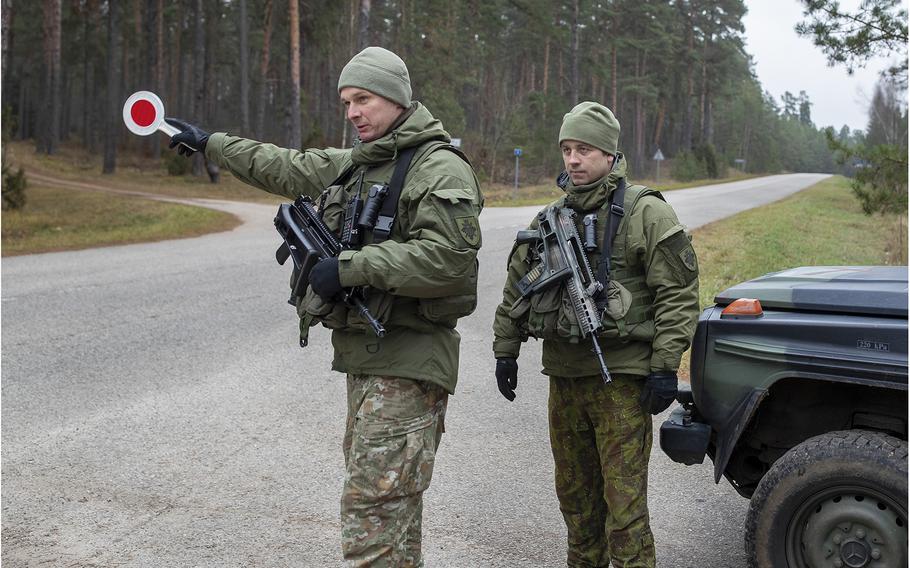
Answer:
[{"xmin": 1, "ymin": 173, "xmax": 829, "ymax": 567}]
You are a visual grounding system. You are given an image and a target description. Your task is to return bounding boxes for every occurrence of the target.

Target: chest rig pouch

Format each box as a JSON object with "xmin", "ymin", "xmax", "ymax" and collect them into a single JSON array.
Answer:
[
  {"xmin": 297, "ymin": 142, "xmax": 478, "ymax": 341},
  {"xmin": 512, "ymin": 180, "xmax": 663, "ymax": 343}
]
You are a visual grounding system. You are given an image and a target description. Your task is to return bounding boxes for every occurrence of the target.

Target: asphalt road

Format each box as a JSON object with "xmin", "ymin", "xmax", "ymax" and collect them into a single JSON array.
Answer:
[{"xmin": 2, "ymin": 173, "xmax": 830, "ymax": 567}]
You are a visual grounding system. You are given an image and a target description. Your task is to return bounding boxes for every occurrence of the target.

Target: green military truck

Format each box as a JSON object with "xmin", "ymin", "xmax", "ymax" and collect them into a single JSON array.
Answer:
[{"xmin": 660, "ymin": 266, "xmax": 908, "ymax": 568}]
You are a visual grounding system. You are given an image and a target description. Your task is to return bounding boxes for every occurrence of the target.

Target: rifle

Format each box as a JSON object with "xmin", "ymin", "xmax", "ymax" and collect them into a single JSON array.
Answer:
[
  {"xmin": 274, "ymin": 195, "xmax": 386, "ymax": 343},
  {"xmin": 514, "ymin": 206, "xmax": 612, "ymax": 383}
]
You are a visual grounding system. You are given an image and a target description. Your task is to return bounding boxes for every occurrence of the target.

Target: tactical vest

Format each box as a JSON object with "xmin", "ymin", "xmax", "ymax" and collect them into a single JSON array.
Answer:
[
  {"xmin": 512, "ymin": 184, "xmax": 663, "ymax": 343},
  {"xmin": 296, "ymin": 140, "xmax": 479, "ymax": 343}
]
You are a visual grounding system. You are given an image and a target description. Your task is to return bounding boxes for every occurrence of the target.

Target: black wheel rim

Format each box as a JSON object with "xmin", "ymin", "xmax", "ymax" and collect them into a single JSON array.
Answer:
[{"xmin": 786, "ymin": 483, "xmax": 908, "ymax": 568}]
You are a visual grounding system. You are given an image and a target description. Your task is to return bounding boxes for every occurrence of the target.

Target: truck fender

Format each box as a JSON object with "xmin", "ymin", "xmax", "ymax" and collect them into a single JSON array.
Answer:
[{"xmin": 713, "ymin": 387, "xmax": 768, "ymax": 484}]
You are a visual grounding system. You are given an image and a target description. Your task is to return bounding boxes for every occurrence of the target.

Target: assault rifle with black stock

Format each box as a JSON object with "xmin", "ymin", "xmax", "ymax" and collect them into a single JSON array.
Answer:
[
  {"xmin": 274, "ymin": 195, "xmax": 386, "ymax": 343},
  {"xmin": 515, "ymin": 206, "xmax": 612, "ymax": 383}
]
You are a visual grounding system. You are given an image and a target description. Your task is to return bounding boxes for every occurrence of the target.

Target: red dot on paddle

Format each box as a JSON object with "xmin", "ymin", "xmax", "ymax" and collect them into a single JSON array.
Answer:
[{"xmin": 130, "ymin": 99, "xmax": 157, "ymax": 127}]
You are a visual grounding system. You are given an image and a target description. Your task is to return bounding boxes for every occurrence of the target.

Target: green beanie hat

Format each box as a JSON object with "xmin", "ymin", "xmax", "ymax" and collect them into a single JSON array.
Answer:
[
  {"xmin": 558, "ymin": 102, "xmax": 621, "ymax": 155},
  {"xmin": 337, "ymin": 47, "xmax": 412, "ymax": 108}
]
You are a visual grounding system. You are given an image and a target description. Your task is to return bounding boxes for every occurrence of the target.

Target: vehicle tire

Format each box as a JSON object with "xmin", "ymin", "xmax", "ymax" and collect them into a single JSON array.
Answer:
[{"xmin": 745, "ymin": 430, "xmax": 907, "ymax": 568}]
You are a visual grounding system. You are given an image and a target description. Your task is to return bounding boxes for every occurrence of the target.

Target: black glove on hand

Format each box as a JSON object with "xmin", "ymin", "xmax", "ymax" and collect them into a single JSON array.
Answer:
[
  {"xmin": 495, "ymin": 357, "xmax": 518, "ymax": 402},
  {"xmin": 165, "ymin": 118, "xmax": 210, "ymax": 156},
  {"xmin": 308, "ymin": 257, "xmax": 342, "ymax": 301},
  {"xmin": 640, "ymin": 371, "xmax": 678, "ymax": 415}
]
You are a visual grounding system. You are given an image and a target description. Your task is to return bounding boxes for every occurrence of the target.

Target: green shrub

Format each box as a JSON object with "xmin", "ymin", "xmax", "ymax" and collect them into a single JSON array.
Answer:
[
  {"xmin": 693, "ymin": 143, "xmax": 720, "ymax": 178},
  {"xmin": 165, "ymin": 153, "xmax": 190, "ymax": 176},
  {"xmin": 672, "ymin": 151, "xmax": 704, "ymax": 181},
  {"xmin": 2, "ymin": 166, "xmax": 28, "ymax": 210}
]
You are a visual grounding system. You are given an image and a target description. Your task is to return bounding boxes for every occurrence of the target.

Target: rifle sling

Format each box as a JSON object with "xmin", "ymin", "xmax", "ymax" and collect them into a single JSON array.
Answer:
[
  {"xmin": 373, "ymin": 146, "xmax": 418, "ymax": 243},
  {"xmin": 596, "ymin": 177, "xmax": 626, "ymax": 287}
]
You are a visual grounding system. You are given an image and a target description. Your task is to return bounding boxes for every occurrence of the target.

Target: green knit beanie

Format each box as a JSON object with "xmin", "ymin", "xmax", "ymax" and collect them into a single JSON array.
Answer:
[
  {"xmin": 558, "ymin": 102, "xmax": 621, "ymax": 155},
  {"xmin": 337, "ymin": 47, "xmax": 412, "ymax": 108}
]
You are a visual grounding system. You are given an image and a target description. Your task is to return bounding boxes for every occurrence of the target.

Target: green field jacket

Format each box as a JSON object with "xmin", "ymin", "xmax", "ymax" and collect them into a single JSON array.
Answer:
[
  {"xmin": 492, "ymin": 156, "xmax": 699, "ymax": 378},
  {"xmin": 205, "ymin": 103, "xmax": 483, "ymax": 393}
]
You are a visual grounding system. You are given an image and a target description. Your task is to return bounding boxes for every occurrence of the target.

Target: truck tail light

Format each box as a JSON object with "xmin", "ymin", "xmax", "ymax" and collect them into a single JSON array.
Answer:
[{"xmin": 721, "ymin": 298, "xmax": 763, "ymax": 318}]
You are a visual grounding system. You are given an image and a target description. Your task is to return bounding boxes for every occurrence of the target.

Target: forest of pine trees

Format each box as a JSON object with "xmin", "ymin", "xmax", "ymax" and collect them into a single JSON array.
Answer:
[{"xmin": 1, "ymin": 1, "xmax": 865, "ymax": 183}]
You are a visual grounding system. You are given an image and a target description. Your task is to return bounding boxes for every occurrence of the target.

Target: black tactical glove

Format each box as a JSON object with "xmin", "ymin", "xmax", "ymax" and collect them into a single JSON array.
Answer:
[
  {"xmin": 495, "ymin": 357, "xmax": 518, "ymax": 402},
  {"xmin": 640, "ymin": 371, "xmax": 678, "ymax": 415},
  {"xmin": 165, "ymin": 118, "xmax": 210, "ymax": 156},
  {"xmin": 309, "ymin": 257, "xmax": 342, "ymax": 301}
]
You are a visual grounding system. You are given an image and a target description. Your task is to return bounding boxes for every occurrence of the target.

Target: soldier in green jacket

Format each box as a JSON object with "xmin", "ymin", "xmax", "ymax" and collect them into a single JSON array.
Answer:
[
  {"xmin": 167, "ymin": 47, "xmax": 483, "ymax": 567},
  {"xmin": 492, "ymin": 102, "xmax": 699, "ymax": 568}
]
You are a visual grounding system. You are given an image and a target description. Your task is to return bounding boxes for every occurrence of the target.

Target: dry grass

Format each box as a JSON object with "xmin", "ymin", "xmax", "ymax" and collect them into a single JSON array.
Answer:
[
  {"xmin": 5, "ymin": 140, "xmax": 282, "ymax": 203},
  {"xmin": 482, "ymin": 171, "xmax": 760, "ymax": 207},
  {"xmin": 2, "ymin": 183, "xmax": 240, "ymax": 256},
  {"xmin": 2, "ymin": 141, "xmax": 248, "ymax": 256},
  {"xmin": 675, "ymin": 175, "xmax": 900, "ymax": 381}
]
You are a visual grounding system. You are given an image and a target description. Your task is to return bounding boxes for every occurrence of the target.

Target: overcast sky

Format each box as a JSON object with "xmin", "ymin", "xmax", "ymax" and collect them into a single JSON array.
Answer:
[{"xmin": 742, "ymin": 0, "xmax": 901, "ymax": 132}]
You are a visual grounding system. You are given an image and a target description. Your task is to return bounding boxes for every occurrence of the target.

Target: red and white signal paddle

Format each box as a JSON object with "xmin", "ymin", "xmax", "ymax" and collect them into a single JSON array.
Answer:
[{"xmin": 122, "ymin": 91, "xmax": 194, "ymax": 151}]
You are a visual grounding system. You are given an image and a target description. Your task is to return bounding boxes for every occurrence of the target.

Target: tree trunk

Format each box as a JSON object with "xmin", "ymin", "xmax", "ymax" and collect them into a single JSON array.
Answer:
[
  {"xmin": 698, "ymin": 39, "xmax": 707, "ymax": 146},
  {"xmin": 683, "ymin": 16, "xmax": 695, "ymax": 150},
  {"xmin": 39, "ymin": 0, "xmax": 62, "ymax": 155},
  {"xmin": 17, "ymin": 72, "xmax": 29, "ymax": 139},
  {"xmin": 103, "ymin": 0, "xmax": 121, "ymax": 174},
  {"xmin": 288, "ymin": 0, "xmax": 301, "ymax": 149},
  {"xmin": 192, "ymin": 0, "xmax": 204, "ymax": 176},
  {"xmin": 634, "ymin": 51, "xmax": 644, "ymax": 168},
  {"xmin": 570, "ymin": 0, "xmax": 579, "ymax": 105},
  {"xmin": 239, "ymin": 0, "xmax": 250, "ymax": 133},
  {"xmin": 703, "ymin": 92, "xmax": 713, "ymax": 146},
  {"xmin": 156, "ymin": 0, "xmax": 164, "ymax": 90},
  {"xmin": 144, "ymin": 0, "xmax": 160, "ymax": 158},
  {"xmin": 256, "ymin": 0, "xmax": 273, "ymax": 140},
  {"xmin": 169, "ymin": 1, "xmax": 181, "ymax": 111},
  {"xmin": 358, "ymin": 0, "xmax": 371, "ymax": 48},
  {"xmin": 152, "ymin": 0, "xmax": 163, "ymax": 158},
  {"xmin": 60, "ymin": 68, "xmax": 69, "ymax": 141},
  {"xmin": 542, "ymin": 36, "xmax": 550, "ymax": 95},
  {"xmin": 1, "ymin": 0, "xmax": 11, "ymax": 91},
  {"xmin": 653, "ymin": 101, "xmax": 666, "ymax": 151},
  {"xmin": 610, "ymin": 14, "xmax": 618, "ymax": 111},
  {"xmin": 82, "ymin": 2, "xmax": 94, "ymax": 149},
  {"xmin": 204, "ymin": 0, "xmax": 217, "ymax": 122}
]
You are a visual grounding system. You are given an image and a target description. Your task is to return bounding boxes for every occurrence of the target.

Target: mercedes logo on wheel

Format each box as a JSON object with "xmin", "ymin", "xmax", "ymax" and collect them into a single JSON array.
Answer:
[{"xmin": 841, "ymin": 539, "xmax": 871, "ymax": 568}]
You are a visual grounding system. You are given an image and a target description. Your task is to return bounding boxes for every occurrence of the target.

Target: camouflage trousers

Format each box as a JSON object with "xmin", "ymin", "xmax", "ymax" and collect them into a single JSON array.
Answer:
[
  {"xmin": 341, "ymin": 374, "xmax": 448, "ymax": 567},
  {"xmin": 548, "ymin": 374, "xmax": 655, "ymax": 568}
]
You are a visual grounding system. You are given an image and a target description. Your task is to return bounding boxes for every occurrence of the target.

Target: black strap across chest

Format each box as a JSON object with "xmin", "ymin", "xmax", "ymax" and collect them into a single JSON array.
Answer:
[
  {"xmin": 596, "ymin": 178, "xmax": 626, "ymax": 285},
  {"xmin": 373, "ymin": 146, "xmax": 418, "ymax": 243}
]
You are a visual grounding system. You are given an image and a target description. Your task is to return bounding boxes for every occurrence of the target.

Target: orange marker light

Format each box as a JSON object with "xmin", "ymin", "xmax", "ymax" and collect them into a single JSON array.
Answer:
[{"xmin": 721, "ymin": 298, "xmax": 763, "ymax": 318}]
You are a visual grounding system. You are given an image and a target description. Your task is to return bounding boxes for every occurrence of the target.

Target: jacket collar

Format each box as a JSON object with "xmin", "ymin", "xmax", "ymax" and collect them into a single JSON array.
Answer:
[
  {"xmin": 563, "ymin": 152, "xmax": 628, "ymax": 212},
  {"xmin": 350, "ymin": 102, "xmax": 450, "ymax": 166}
]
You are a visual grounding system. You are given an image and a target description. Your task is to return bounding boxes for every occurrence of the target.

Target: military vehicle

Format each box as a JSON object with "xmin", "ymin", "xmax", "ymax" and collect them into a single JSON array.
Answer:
[{"xmin": 660, "ymin": 266, "xmax": 908, "ymax": 568}]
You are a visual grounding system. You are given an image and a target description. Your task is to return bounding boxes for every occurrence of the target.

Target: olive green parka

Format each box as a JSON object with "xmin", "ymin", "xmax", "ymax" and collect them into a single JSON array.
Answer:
[
  {"xmin": 492, "ymin": 155, "xmax": 698, "ymax": 378},
  {"xmin": 205, "ymin": 103, "xmax": 483, "ymax": 393}
]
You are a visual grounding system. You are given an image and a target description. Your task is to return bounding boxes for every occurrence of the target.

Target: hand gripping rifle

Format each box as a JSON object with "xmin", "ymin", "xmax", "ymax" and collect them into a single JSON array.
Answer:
[
  {"xmin": 274, "ymin": 195, "xmax": 386, "ymax": 342},
  {"xmin": 514, "ymin": 206, "xmax": 612, "ymax": 383}
]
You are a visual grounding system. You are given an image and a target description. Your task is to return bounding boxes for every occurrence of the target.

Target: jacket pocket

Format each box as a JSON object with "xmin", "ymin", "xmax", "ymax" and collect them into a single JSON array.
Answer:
[
  {"xmin": 603, "ymin": 280, "xmax": 633, "ymax": 322},
  {"xmin": 345, "ymin": 288, "xmax": 395, "ymax": 331},
  {"xmin": 418, "ymin": 295, "xmax": 477, "ymax": 328},
  {"xmin": 318, "ymin": 183, "xmax": 350, "ymax": 235},
  {"xmin": 428, "ymin": 187, "xmax": 482, "ymax": 249},
  {"xmin": 417, "ymin": 258, "xmax": 479, "ymax": 327},
  {"xmin": 299, "ymin": 287, "xmax": 349, "ymax": 329},
  {"xmin": 527, "ymin": 284, "xmax": 568, "ymax": 340}
]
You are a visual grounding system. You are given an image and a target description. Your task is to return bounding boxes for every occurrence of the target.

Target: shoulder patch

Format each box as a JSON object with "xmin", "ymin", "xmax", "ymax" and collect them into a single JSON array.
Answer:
[
  {"xmin": 456, "ymin": 215, "xmax": 481, "ymax": 246},
  {"xmin": 681, "ymin": 247, "xmax": 697, "ymax": 271}
]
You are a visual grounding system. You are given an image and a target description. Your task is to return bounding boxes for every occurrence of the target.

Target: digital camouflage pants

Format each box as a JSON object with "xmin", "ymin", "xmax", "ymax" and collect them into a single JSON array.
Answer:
[
  {"xmin": 548, "ymin": 374, "xmax": 655, "ymax": 568},
  {"xmin": 341, "ymin": 374, "xmax": 448, "ymax": 567}
]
